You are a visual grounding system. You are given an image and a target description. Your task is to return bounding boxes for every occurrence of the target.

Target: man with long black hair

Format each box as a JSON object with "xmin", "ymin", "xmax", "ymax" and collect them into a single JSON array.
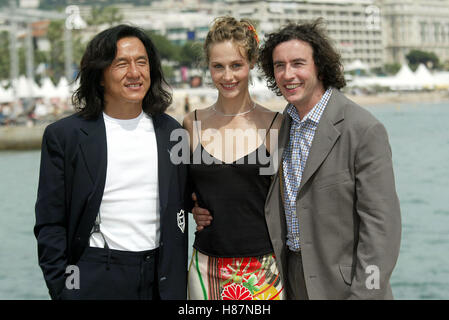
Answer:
[{"xmin": 34, "ymin": 25, "xmax": 189, "ymax": 300}]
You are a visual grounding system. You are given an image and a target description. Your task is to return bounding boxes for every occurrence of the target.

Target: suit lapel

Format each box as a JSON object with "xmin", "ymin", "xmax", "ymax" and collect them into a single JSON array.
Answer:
[
  {"xmin": 75, "ymin": 114, "xmax": 108, "ymax": 244},
  {"xmin": 276, "ymin": 109, "xmax": 292, "ymax": 172},
  {"xmin": 264, "ymin": 105, "xmax": 291, "ymax": 283},
  {"xmin": 79, "ymin": 114, "xmax": 107, "ymax": 189},
  {"xmin": 153, "ymin": 114, "xmax": 173, "ymax": 213},
  {"xmin": 299, "ymin": 90, "xmax": 344, "ymax": 190},
  {"xmin": 265, "ymin": 105, "xmax": 291, "ymax": 202}
]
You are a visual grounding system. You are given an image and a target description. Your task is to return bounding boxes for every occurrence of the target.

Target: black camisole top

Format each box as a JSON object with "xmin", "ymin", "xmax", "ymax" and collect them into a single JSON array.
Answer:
[{"xmin": 190, "ymin": 111, "xmax": 279, "ymax": 257}]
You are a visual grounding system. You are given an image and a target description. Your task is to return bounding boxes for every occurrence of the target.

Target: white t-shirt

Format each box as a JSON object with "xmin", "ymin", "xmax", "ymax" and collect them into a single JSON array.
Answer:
[{"xmin": 89, "ymin": 111, "xmax": 160, "ymax": 251}]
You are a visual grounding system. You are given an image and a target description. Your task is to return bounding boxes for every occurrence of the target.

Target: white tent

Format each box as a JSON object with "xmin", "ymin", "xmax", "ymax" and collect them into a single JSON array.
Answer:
[
  {"xmin": 348, "ymin": 75, "xmax": 397, "ymax": 88},
  {"xmin": 249, "ymin": 76, "xmax": 277, "ymax": 101},
  {"xmin": 15, "ymin": 76, "xmax": 42, "ymax": 99},
  {"xmin": 433, "ymin": 71, "xmax": 449, "ymax": 89},
  {"xmin": 414, "ymin": 64, "xmax": 435, "ymax": 89},
  {"xmin": 0, "ymin": 86, "xmax": 14, "ymax": 103},
  {"xmin": 55, "ymin": 77, "xmax": 71, "ymax": 99},
  {"xmin": 40, "ymin": 77, "xmax": 59, "ymax": 99},
  {"xmin": 391, "ymin": 64, "xmax": 421, "ymax": 90},
  {"xmin": 395, "ymin": 64, "xmax": 415, "ymax": 79},
  {"xmin": 345, "ymin": 59, "xmax": 370, "ymax": 72}
]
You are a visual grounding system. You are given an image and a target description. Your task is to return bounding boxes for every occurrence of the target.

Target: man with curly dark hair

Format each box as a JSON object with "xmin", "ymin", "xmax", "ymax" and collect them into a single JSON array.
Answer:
[
  {"xmin": 259, "ymin": 19, "xmax": 402, "ymax": 299},
  {"xmin": 34, "ymin": 25, "xmax": 189, "ymax": 300}
]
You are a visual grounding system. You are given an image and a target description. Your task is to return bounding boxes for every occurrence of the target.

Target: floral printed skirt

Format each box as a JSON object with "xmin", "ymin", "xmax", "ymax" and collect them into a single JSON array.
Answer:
[{"xmin": 187, "ymin": 249, "xmax": 285, "ymax": 300}]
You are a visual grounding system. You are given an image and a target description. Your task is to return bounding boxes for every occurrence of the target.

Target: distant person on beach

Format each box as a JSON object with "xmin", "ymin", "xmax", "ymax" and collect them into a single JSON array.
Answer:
[
  {"xmin": 34, "ymin": 25, "xmax": 189, "ymax": 300},
  {"xmin": 194, "ymin": 19, "xmax": 402, "ymax": 299},
  {"xmin": 184, "ymin": 95, "xmax": 190, "ymax": 113},
  {"xmin": 183, "ymin": 16, "xmax": 285, "ymax": 300},
  {"xmin": 0, "ymin": 104, "xmax": 4, "ymax": 125}
]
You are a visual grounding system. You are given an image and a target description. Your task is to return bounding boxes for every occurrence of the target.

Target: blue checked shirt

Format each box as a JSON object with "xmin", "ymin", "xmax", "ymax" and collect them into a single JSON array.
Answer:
[{"xmin": 282, "ymin": 88, "xmax": 332, "ymax": 251}]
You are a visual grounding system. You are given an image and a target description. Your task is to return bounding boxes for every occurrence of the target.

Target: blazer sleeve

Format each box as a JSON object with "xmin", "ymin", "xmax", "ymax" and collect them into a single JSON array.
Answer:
[
  {"xmin": 350, "ymin": 121, "xmax": 402, "ymax": 299},
  {"xmin": 34, "ymin": 126, "xmax": 68, "ymax": 300}
]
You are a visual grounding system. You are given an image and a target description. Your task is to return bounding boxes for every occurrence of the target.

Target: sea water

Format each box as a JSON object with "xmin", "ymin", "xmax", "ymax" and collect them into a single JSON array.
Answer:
[{"xmin": 1, "ymin": 100, "xmax": 448, "ymax": 299}]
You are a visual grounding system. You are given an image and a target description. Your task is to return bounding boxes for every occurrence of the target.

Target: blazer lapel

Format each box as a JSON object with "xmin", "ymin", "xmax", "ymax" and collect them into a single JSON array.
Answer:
[
  {"xmin": 75, "ymin": 114, "xmax": 108, "ymax": 245},
  {"xmin": 79, "ymin": 114, "xmax": 107, "ymax": 186},
  {"xmin": 265, "ymin": 105, "xmax": 291, "ymax": 201},
  {"xmin": 299, "ymin": 90, "xmax": 344, "ymax": 190},
  {"xmin": 264, "ymin": 104, "xmax": 291, "ymax": 282},
  {"xmin": 153, "ymin": 114, "xmax": 173, "ymax": 213},
  {"xmin": 276, "ymin": 108, "xmax": 292, "ymax": 171}
]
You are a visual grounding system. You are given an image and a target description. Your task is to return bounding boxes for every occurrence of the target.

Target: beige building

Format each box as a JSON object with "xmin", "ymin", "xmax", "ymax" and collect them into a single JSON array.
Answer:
[
  {"xmin": 75, "ymin": 0, "xmax": 449, "ymax": 68},
  {"xmin": 379, "ymin": 0, "xmax": 449, "ymax": 65},
  {"xmin": 222, "ymin": 0, "xmax": 384, "ymax": 69},
  {"xmin": 92, "ymin": 0, "xmax": 383, "ymax": 69}
]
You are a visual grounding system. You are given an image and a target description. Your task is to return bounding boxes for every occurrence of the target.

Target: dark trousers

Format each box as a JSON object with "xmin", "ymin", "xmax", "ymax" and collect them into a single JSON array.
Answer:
[
  {"xmin": 286, "ymin": 249, "xmax": 309, "ymax": 300},
  {"xmin": 59, "ymin": 246, "xmax": 159, "ymax": 300}
]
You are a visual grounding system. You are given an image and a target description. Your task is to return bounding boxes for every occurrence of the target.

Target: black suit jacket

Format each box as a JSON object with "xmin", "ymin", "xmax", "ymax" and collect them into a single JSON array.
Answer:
[{"xmin": 34, "ymin": 112, "xmax": 190, "ymax": 300}]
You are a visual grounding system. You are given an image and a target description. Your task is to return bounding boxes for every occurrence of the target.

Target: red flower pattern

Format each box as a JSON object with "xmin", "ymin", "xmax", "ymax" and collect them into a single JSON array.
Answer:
[
  {"xmin": 219, "ymin": 257, "xmax": 264, "ymax": 285},
  {"xmin": 221, "ymin": 283, "xmax": 253, "ymax": 300}
]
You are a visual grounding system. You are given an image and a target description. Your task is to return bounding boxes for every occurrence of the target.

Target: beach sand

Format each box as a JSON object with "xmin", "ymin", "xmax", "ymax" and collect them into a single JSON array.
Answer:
[
  {"xmin": 167, "ymin": 89, "xmax": 449, "ymax": 121},
  {"xmin": 1, "ymin": 90, "xmax": 448, "ymax": 150}
]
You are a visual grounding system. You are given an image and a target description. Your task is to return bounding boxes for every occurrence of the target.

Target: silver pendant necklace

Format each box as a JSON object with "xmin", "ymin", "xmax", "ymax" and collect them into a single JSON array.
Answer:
[{"xmin": 212, "ymin": 101, "xmax": 256, "ymax": 117}]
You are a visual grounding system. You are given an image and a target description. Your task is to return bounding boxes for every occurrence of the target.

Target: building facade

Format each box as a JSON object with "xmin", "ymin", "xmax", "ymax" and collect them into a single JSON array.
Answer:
[
  {"xmin": 221, "ymin": 0, "xmax": 384, "ymax": 69},
  {"xmin": 75, "ymin": 0, "xmax": 449, "ymax": 68},
  {"xmin": 380, "ymin": 0, "xmax": 449, "ymax": 65}
]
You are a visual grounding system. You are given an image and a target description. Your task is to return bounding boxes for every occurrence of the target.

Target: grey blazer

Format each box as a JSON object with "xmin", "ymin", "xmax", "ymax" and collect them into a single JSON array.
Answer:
[{"xmin": 264, "ymin": 89, "xmax": 401, "ymax": 299}]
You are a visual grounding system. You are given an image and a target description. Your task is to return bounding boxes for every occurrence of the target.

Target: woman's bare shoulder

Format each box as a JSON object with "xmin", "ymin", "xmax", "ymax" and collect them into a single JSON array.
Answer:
[{"xmin": 254, "ymin": 104, "xmax": 283, "ymax": 127}]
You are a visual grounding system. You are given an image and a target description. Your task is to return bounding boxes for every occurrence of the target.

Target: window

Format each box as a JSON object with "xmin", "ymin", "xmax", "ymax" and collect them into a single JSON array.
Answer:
[
  {"xmin": 435, "ymin": 23, "xmax": 440, "ymax": 42},
  {"xmin": 420, "ymin": 22, "xmax": 427, "ymax": 42}
]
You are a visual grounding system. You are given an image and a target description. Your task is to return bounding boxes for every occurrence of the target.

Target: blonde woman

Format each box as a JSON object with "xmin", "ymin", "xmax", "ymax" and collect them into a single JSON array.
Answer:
[{"xmin": 183, "ymin": 16, "xmax": 284, "ymax": 300}]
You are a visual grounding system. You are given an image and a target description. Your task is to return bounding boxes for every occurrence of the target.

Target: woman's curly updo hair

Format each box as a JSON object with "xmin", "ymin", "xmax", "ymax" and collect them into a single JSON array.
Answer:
[
  {"xmin": 204, "ymin": 16, "xmax": 259, "ymax": 65},
  {"xmin": 259, "ymin": 18, "xmax": 346, "ymax": 95}
]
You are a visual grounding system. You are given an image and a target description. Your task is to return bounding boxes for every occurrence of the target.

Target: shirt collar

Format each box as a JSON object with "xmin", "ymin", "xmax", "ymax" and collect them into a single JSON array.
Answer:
[{"xmin": 286, "ymin": 87, "xmax": 333, "ymax": 126}]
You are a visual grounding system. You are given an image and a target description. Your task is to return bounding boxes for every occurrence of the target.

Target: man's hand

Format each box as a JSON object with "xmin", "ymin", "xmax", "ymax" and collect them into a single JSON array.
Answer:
[{"xmin": 191, "ymin": 193, "xmax": 212, "ymax": 231}]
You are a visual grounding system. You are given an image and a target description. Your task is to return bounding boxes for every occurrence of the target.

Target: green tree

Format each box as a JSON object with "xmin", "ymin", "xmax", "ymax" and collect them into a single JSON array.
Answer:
[
  {"xmin": 0, "ymin": 0, "xmax": 13, "ymax": 8},
  {"xmin": 86, "ymin": 6, "xmax": 124, "ymax": 26},
  {"xmin": 384, "ymin": 63, "xmax": 401, "ymax": 75},
  {"xmin": 406, "ymin": 50, "xmax": 440, "ymax": 70},
  {"xmin": 179, "ymin": 41, "xmax": 203, "ymax": 68},
  {"xmin": 37, "ymin": 5, "xmax": 123, "ymax": 84},
  {"xmin": 146, "ymin": 31, "xmax": 181, "ymax": 62},
  {"xmin": 0, "ymin": 31, "xmax": 10, "ymax": 80},
  {"xmin": 39, "ymin": 20, "xmax": 86, "ymax": 83},
  {"xmin": 146, "ymin": 32, "xmax": 203, "ymax": 68},
  {"xmin": 44, "ymin": 20, "xmax": 67, "ymax": 82}
]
